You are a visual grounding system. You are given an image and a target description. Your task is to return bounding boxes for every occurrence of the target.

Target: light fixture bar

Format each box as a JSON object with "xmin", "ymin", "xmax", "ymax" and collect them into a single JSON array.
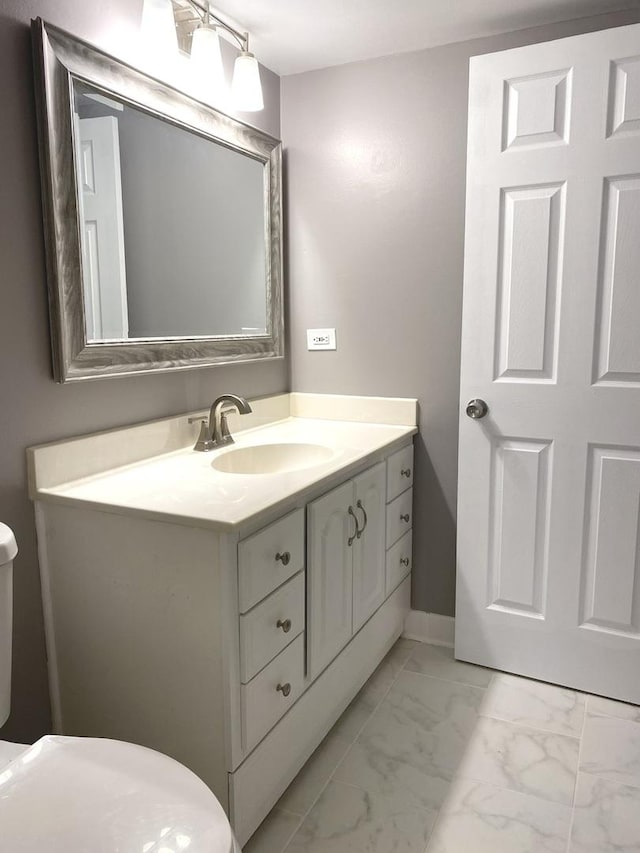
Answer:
[
  {"xmin": 172, "ymin": 0, "xmax": 264, "ymax": 111},
  {"xmin": 182, "ymin": 0, "xmax": 248, "ymax": 51}
]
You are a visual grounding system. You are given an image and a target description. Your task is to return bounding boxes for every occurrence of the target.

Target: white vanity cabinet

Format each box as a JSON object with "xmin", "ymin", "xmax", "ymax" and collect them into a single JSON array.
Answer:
[
  {"xmin": 387, "ymin": 444, "xmax": 414, "ymax": 501},
  {"xmin": 29, "ymin": 405, "xmax": 416, "ymax": 847},
  {"xmin": 385, "ymin": 445, "xmax": 414, "ymax": 592},
  {"xmin": 237, "ymin": 510, "xmax": 307, "ymax": 753},
  {"xmin": 307, "ymin": 479, "xmax": 355, "ymax": 679},
  {"xmin": 352, "ymin": 464, "xmax": 388, "ymax": 632},
  {"xmin": 239, "ymin": 571, "xmax": 305, "ymax": 684},
  {"xmin": 307, "ymin": 462, "xmax": 387, "ymax": 679},
  {"xmin": 237, "ymin": 509, "xmax": 304, "ymax": 612}
]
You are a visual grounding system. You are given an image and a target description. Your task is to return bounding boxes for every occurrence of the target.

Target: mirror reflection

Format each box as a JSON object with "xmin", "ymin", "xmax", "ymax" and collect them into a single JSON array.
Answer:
[{"xmin": 72, "ymin": 79, "xmax": 268, "ymax": 343}]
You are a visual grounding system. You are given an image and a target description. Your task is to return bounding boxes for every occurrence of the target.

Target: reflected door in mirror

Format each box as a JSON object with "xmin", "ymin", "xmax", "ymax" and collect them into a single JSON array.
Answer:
[{"xmin": 75, "ymin": 113, "xmax": 129, "ymax": 340}]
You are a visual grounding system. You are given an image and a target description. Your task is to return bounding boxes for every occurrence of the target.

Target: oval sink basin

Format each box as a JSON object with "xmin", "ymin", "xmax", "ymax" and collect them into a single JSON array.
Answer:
[{"xmin": 212, "ymin": 442, "xmax": 334, "ymax": 475}]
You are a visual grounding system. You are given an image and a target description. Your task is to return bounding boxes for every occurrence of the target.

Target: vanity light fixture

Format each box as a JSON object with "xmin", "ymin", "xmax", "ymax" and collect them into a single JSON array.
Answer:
[
  {"xmin": 141, "ymin": 0, "xmax": 180, "ymax": 65},
  {"xmin": 231, "ymin": 41, "xmax": 264, "ymax": 111},
  {"xmin": 177, "ymin": 0, "xmax": 264, "ymax": 111},
  {"xmin": 189, "ymin": 11, "xmax": 225, "ymax": 101}
]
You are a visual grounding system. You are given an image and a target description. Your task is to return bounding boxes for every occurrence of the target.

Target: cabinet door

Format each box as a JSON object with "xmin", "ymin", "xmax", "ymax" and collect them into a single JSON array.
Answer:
[
  {"xmin": 352, "ymin": 463, "xmax": 387, "ymax": 632},
  {"xmin": 307, "ymin": 480, "xmax": 354, "ymax": 679}
]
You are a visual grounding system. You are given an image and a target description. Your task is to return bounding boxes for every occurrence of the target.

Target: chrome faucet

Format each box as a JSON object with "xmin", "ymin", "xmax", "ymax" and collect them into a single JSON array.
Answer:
[{"xmin": 190, "ymin": 394, "xmax": 252, "ymax": 452}]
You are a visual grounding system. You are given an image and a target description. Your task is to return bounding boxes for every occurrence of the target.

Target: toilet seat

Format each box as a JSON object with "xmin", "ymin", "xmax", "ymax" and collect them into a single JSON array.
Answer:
[
  {"xmin": 0, "ymin": 735, "xmax": 240, "ymax": 852},
  {"xmin": 0, "ymin": 738, "xmax": 27, "ymax": 769}
]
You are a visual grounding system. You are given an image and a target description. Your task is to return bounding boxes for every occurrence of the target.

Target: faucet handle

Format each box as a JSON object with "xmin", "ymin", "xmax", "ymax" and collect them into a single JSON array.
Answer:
[
  {"xmin": 191, "ymin": 419, "xmax": 215, "ymax": 452},
  {"xmin": 219, "ymin": 410, "xmax": 232, "ymax": 439}
]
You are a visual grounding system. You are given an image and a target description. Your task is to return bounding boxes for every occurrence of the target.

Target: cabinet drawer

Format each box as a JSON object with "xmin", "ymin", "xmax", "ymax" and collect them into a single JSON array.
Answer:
[
  {"xmin": 386, "ymin": 488, "xmax": 413, "ymax": 548},
  {"xmin": 240, "ymin": 572, "xmax": 305, "ymax": 683},
  {"xmin": 238, "ymin": 509, "xmax": 305, "ymax": 613},
  {"xmin": 241, "ymin": 634, "xmax": 305, "ymax": 752},
  {"xmin": 386, "ymin": 445, "xmax": 414, "ymax": 502},
  {"xmin": 386, "ymin": 530, "xmax": 412, "ymax": 594}
]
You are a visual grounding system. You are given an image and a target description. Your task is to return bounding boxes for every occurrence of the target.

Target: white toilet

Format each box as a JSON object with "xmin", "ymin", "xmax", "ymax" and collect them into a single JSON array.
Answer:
[{"xmin": 0, "ymin": 522, "xmax": 241, "ymax": 852}]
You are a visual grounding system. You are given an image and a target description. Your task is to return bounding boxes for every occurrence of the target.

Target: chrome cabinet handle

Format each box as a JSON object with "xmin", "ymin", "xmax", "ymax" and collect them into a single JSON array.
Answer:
[
  {"xmin": 401, "ymin": 468, "xmax": 411, "ymax": 478},
  {"xmin": 466, "ymin": 399, "xmax": 488, "ymax": 419},
  {"xmin": 275, "ymin": 551, "xmax": 291, "ymax": 566},
  {"xmin": 277, "ymin": 618, "xmax": 292, "ymax": 633},
  {"xmin": 277, "ymin": 682, "xmax": 291, "ymax": 697},
  {"xmin": 400, "ymin": 557, "xmax": 410, "ymax": 567},
  {"xmin": 355, "ymin": 499, "xmax": 368, "ymax": 537},
  {"xmin": 400, "ymin": 513, "xmax": 410, "ymax": 523},
  {"xmin": 347, "ymin": 505, "xmax": 360, "ymax": 546}
]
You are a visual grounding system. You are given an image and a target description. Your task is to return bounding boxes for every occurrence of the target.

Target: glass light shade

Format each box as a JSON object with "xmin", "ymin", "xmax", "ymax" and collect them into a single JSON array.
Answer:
[
  {"xmin": 231, "ymin": 51, "xmax": 264, "ymax": 112},
  {"xmin": 190, "ymin": 24, "xmax": 226, "ymax": 101},
  {"xmin": 140, "ymin": 0, "xmax": 179, "ymax": 61}
]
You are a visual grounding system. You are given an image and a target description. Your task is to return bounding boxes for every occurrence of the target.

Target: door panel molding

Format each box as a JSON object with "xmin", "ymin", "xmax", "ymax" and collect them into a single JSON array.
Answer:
[
  {"xmin": 495, "ymin": 182, "xmax": 565, "ymax": 382},
  {"xmin": 503, "ymin": 68, "xmax": 572, "ymax": 150},
  {"xmin": 488, "ymin": 437, "xmax": 553, "ymax": 617},
  {"xmin": 593, "ymin": 174, "xmax": 640, "ymax": 385},
  {"xmin": 580, "ymin": 444, "xmax": 640, "ymax": 637}
]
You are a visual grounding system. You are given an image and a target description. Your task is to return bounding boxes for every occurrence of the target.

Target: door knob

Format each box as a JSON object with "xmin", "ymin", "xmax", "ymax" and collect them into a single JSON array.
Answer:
[{"xmin": 466, "ymin": 399, "xmax": 488, "ymax": 419}]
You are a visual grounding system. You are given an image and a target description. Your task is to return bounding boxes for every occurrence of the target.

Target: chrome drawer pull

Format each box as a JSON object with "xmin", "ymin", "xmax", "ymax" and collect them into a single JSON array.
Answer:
[
  {"xmin": 400, "ymin": 557, "xmax": 410, "ymax": 567},
  {"xmin": 277, "ymin": 682, "xmax": 291, "ymax": 697},
  {"xmin": 275, "ymin": 551, "xmax": 291, "ymax": 565},
  {"xmin": 401, "ymin": 468, "xmax": 411, "ymax": 477},
  {"xmin": 347, "ymin": 505, "xmax": 360, "ymax": 546},
  {"xmin": 355, "ymin": 499, "xmax": 368, "ymax": 537},
  {"xmin": 277, "ymin": 618, "xmax": 292, "ymax": 633},
  {"xmin": 400, "ymin": 513, "xmax": 410, "ymax": 523}
]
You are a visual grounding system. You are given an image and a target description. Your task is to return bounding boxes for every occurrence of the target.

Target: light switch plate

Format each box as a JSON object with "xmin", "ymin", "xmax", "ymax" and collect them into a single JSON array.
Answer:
[{"xmin": 307, "ymin": 328, "xmax": 337, "ymax": 350}]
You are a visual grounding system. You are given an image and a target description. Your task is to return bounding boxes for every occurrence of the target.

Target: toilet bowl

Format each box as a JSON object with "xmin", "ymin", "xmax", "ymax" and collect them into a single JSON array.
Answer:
[{"xmin": 0, "ymin": 523, "xmax": 240, "ymax": 852}]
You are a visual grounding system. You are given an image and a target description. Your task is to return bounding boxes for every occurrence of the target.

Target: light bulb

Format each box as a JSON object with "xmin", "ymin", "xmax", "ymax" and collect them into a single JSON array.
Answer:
[
  {"xmin": 140, "ymin": 0, "xmax": 179, "ymax": 70},
  {"xmin": 191, "ymin": 24, "xmax": 226, "ymax": 102},
  {"xmin": 231, "ymin": 51, "xmax": 264, "ymax": 112}
]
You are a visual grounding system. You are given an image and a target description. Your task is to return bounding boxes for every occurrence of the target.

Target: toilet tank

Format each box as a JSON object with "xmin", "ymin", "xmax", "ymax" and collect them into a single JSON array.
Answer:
[{"xmin": 0, "ymin": 523, "xmax": 18, "ymax": 728}]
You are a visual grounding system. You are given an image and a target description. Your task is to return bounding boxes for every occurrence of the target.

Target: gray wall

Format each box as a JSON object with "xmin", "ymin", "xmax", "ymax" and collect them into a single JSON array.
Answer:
[
  {"xmin": 0, "ymin": 0, "xmax": 282, "ymax": 744},
  {"xmin": 282, "ymin": 8, "xmax": 640, "ymax": 619}
]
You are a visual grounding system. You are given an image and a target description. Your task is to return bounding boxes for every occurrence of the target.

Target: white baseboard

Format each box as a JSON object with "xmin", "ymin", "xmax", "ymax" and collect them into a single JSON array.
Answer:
[{"xmin": 403, "ymin": 609, "xmax": 455, "ymax": 648}]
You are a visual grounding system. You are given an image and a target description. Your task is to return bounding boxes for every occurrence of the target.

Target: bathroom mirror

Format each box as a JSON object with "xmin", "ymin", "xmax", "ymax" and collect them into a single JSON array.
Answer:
[{"xmin": 32, "ymin": 18, "xmax": 283, "ymax": 382}]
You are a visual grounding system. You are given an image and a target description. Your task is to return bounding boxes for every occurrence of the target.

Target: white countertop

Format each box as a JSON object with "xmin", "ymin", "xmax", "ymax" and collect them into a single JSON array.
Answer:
[{"xmin": 34, "ymin": 416, "xmax": 416, "ymax": 531}]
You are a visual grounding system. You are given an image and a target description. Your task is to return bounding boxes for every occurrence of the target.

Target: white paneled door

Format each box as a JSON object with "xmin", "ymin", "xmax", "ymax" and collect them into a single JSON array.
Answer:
[
  {"xmin": 76, "ymin": 116, "xmax": 129, "ymax": 341},
  {"xmin": 456, "ymin": 23, "xmax": 640, "ymax": 703}
]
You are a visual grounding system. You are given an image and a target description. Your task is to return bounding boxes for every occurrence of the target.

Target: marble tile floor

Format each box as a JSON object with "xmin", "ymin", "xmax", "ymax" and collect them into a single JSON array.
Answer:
[{"xmin": 244, "ymin": 640, "xmax": 640, "ymax": 853}]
